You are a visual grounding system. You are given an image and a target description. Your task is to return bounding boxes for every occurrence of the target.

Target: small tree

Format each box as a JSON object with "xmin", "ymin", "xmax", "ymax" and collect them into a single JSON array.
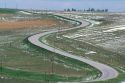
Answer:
[
  {"xmin": 72, "ymin": 8, "xmax": 76, "ymax": 11},
  {"xmin": 91, "ymin": 8, "xmax": 95, "ymax": 12},
  {"xmin": 105, "ymin": 9, "xmax": 108, "ymax": 12},
  {"xmin": 64, "ymin": 9, "xmax": 67, "ymax": 12},
  {"xmin": 67, "ymin": 8, "xmax": 70, "ymax": 12}
]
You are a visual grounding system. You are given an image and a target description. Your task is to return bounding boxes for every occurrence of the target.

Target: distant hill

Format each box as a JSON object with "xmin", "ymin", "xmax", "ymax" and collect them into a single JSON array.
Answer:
[{"xmin": 0, "ymin": 8, "xmax": 20, "ymax": 14}]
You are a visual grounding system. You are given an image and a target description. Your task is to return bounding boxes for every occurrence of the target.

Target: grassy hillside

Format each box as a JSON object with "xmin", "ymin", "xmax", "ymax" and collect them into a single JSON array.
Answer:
[{"xmin": 0, "ymin": 8, "xmax": 19, "ymax": 14}]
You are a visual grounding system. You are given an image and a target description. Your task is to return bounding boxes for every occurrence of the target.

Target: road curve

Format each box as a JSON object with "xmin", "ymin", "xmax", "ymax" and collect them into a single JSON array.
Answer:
[{"xmin": 28, "ymin": 14, "xmax": 118, "ymax": 82}]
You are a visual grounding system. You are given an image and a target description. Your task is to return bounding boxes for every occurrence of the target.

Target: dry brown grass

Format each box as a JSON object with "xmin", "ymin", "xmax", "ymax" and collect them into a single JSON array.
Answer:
[
  {"xmin": 0, "ymin": 19, "xmax": 57, "ymax": 30},
  {"xmin": 0, "ymin": 14, "xmax": 13, "ymax": 16}
]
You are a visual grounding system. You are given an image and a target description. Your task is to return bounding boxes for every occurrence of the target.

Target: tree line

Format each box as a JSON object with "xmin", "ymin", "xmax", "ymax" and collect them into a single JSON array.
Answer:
[{"xmin": 64, "ymin": 8, "xmax": 108, "ymax": 12}]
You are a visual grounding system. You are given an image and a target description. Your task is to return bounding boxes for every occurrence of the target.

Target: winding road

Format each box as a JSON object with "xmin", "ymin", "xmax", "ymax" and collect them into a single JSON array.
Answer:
[{"xmin": 28, "ymin": 14, "xmax": 118, "ymax": 82}]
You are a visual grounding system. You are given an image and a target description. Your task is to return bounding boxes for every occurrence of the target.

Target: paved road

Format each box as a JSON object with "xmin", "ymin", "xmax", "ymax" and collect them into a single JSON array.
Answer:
[{"xmin": 28, "ymin": 14, "xmax": 118, "ymax": 82}]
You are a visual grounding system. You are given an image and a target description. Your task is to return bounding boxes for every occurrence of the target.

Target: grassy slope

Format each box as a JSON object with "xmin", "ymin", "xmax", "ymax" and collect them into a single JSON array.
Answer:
[
  {"xmin": 0, "ymin": 67, "xmax": 81, "ymax": 82},
  {"xmin": 0, "ymin": 8, "xmax": 19, "ymax": 14}
]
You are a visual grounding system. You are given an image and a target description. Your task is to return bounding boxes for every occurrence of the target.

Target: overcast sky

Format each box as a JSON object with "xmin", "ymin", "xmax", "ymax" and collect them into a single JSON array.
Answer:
[{"xmin": 0, "ymin": 0, "xmax": 125, "ymax": 12}]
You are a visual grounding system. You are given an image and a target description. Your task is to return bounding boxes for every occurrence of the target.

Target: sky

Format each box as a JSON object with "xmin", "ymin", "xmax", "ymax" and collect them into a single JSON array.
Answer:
[{"xmin": 0, "ymin": 0, "xmax": 125, "ymax": 12}]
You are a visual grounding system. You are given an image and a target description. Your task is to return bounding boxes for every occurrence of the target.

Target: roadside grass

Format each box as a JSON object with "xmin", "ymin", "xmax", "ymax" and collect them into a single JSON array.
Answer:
[
  {"xmin": 42, "ymin": 32, "xmax": 123, "ymax": 61},
  {"xmin": 0, "ymin": 78, "xmax": 39, "ymax": 83},
  {"xmin": 0, "ymin": 67, "xmax": 82, "ymax": 82},
  {"xmin": 89, "ymin": 73, "xmax": 125, "ymax": 83}
]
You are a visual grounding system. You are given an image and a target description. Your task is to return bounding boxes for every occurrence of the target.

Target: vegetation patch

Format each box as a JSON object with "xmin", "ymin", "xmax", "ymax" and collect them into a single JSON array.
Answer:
[
  {"xmin": 0, "ymin": 8, "xmax": 19, "ymax": 14},
  {"xmin": 0, "ymin": 67, "xmax": 82, "ymax": 82}
]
